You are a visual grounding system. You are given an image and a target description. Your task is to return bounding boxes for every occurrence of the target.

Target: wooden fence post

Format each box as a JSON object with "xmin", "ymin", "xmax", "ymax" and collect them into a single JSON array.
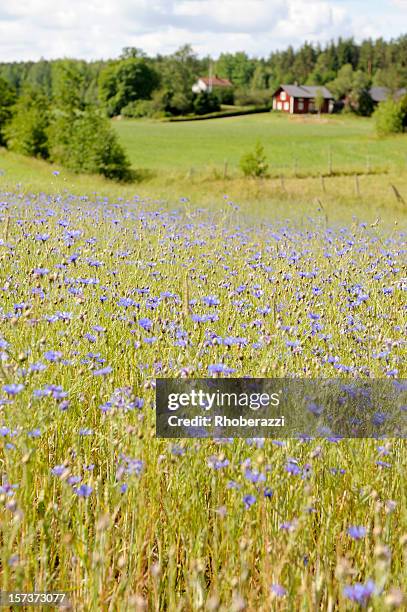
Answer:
[{"xmin": 354, "ymin": 174, "xmax": 360, "ymax": 197}]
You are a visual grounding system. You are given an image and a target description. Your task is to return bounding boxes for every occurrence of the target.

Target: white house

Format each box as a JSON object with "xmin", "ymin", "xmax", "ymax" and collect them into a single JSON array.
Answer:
[{"xmin": 192, "ymin": 75, "xmax": 233, "ymax": 94}]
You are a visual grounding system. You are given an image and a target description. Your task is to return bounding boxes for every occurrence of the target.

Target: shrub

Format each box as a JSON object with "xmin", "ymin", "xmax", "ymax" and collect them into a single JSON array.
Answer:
[
  {"xmin": 234, "ymin": 89, "xmax": 272, "ymax": 107},
  {"xmin": 239, "ymin": 142, "xmax": 269, "ymax": 178},
  {"xmin": 215, "ymin": 87, "xmax": 235, "ymax": 105},
  {"xmin": 193, "ymin": 91, "xmax": 221, "ymax": 115},
  {"xmin": 48, "ymin": 107, "xmax": 132, "ymax": 181},
  {"xmin": 5, "ymin": 88, "xmax": 50, "ymax": 158},
  {"xmin": 373, "ymin": 99, "xmax": 403, "ymax": 136},
  {"xmin": 121, "ymin": 100, "xmax": 155, "ymax": 118}
]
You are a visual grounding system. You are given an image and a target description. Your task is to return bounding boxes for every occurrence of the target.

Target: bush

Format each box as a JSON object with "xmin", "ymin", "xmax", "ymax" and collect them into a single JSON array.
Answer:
[
  {"xmin": 215, "ymin": 87, "xmax": 235, "ymax": 105},
  {"xmin": 373, "ymin": 99, "xmax": 403, "ymax": 136},
  {"xmin": 234, "ymin": 89, "xmax": 272, "ymax": 107},
  {"xmin": 5, "ymin": 88, "xmax": 50, "ymax": 158},
  {"xmin": 121, "ymin": 100, "xmax": 155, "ymax": 118},
  {"xmin": 193, "ymin": 91, "xmax": 221, "ymax": 115},
  {"xmin": 48, "ymin": 107, "xmax": 132, "ymax": 181},
  {"xmin": 344, "ymin": 88, "xmax": 374, "ymax": 117},
  {"xmin": 239, "ymin": 142, "xmax": 269, "ymax": 178}
]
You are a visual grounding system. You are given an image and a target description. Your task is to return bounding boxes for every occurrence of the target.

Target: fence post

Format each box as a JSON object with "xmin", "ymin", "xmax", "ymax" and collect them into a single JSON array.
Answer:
[
  {"xmin": 320, "ymin": 174, "xmax": 326, "ymax": 194},
  {"xmin": 354, "ymin": 174, "xmax": 360, "ymax": 197},
  {"xmin": 280, "ymin": 174, "xmax": 285, "ymax": 191},
  {"xmin": 223, "ymin": 159, "xmax": 228, "ymax": 179}
]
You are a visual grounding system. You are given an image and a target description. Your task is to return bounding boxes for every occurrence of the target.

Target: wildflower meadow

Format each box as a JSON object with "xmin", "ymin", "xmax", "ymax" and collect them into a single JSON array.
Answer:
[{"xmin": 0, "ymin": 187, "xmax": 406, "ymax": 610}]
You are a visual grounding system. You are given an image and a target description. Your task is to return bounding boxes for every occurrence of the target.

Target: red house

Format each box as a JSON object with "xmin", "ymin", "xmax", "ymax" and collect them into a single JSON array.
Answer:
[{"xmin": 272, "ymin": 84, "xmax": 334, "ymax": 114}]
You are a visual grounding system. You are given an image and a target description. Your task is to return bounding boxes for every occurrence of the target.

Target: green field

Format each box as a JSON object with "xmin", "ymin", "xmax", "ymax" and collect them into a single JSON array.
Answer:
[{"xmin": 114, "ymin": 113, "xmax": 407, "ymax": 177}]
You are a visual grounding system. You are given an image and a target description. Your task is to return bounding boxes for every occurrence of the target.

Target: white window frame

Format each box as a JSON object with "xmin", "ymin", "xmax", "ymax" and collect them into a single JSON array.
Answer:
[{"xmin": 281, "ymin": 91, "xmax": 286, "ymax": 101}]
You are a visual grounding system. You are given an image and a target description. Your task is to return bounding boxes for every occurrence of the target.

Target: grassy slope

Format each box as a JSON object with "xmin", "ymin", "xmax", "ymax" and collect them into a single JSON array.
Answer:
[
  {"xmin": 1, "ymin": 145, "xmax": 406, "ymax": 230},
  {"xmin": 113, "ymin": 113, "xmax": 407, "ymax": 176}
]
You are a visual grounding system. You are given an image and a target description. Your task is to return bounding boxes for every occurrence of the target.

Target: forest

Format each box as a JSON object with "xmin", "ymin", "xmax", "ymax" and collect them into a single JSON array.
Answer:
[{"xmin": 1, "ymin": 36, "xmax": 406, "ymax": 116}]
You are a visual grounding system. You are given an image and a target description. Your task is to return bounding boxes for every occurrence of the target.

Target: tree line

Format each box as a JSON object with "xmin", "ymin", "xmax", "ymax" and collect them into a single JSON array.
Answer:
[{"xmin": 0, "ymin": 36, "xmax": 406, "ymax": 179}]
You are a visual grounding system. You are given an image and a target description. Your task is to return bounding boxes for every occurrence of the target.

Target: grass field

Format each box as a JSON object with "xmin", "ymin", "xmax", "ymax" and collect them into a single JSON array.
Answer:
[
  {"xmin": 1, "ymin": 144, "xmax": 407, "ymax": 231},
  {"xmin": 114, "ymin": 113, "xmax": 407, "ymax": 177},
  {"xmin": 0, "ymin": 182, "xmax": 406, "ymax": 610}
]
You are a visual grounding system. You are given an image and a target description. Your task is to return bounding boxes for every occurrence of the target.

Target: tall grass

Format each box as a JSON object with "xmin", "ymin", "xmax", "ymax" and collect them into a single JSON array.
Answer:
[{"xmin": 0, "ymin": 187, "xmax": 405, "ymax": 610}]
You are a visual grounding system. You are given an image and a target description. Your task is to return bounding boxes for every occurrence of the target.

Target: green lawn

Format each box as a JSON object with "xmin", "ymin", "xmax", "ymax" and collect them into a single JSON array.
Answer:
[{"xmin": 113, "ymin": 113, "xmax": 407, "ymax": 176}]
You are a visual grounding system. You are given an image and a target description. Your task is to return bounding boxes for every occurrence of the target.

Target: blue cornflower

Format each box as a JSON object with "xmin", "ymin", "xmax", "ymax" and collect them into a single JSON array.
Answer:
[
  {"xmin": 347, "ymin": 526, "xmax": 366, "ymax": 540},
  {"xmin": 93, "ymin": 366, "xmax": 113, "ymax": 376},
  {"xmin": 243, "ymin": 494, "xmax": 256, "ymax": 509},
  {"xmin": 202, "ymin": 295, "xmax": 219, "ymax": 307},
  {"xmin": 3, "ymin": 383, "xmax": 24, "ymax": 396},
  {"xmin": 74, "ymin": 484, "xmax": 93, "ymax": 498},
  {"xmin": 67, "ymin": 476, "xmax": 82, "ymax": 486},
  {"xmin": 118, "ymin": 297, "xmax": 137, "ymax": 308},
  {"xmin": 343, "ymin": 580, "xmax": 375, "ymax": 606},
  {"xmin": 51, "ymin": 465, "xmax": 66, "ymax": 477},
  {"xmin": 208, "ymin": 363, "xmax": 236, "ymax": 375},
  {"xmin": 208, "ymin": 456, "xmax": 229, "ymax": 470},
  {"xmin": 285, "ymin": 460, "xmax": 301, "ymax": 476},
  {"xmin": 271, "ymin": 584, "xmax": 286, "ymax": 597},
  {"xmin": 27, "ymin": 429, "xmax": 41, "ymax": 438},
  {"xmin": 138, "ymin": 317, "xmax": 153, "ymax": 331},
  {"xmin": 245, "ymin": 468, "xmax": 266, "ymax": 484},
  {"xmin": 44, "ymin": 350, "xmax": 62, "ymax": 362}
]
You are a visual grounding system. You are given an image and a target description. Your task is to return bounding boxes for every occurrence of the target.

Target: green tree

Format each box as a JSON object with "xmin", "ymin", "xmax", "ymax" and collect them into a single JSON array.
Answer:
[
  {"xmin": 155, "ymin": 45, "xmax": 201, "ymax": 115},
  {"xmin": 346, "ymin": 70, "xmax": 373, "ymax": 116},
  {"xmin": 250, "ymin": 63, "xmax": 269, "ymax": 90},
  {"xmin": 5, "ymin": 87, "xmax": 50, "ymax": 158},
  {"xmin": 239, "ymin": 142, "xmax": 268, "ymax": 178},
  {"xmin": 315, "ymin": 88, "xmax": 325, "ymax": 114},
  {"xmin": 51, "ymin": 60, "xmax": 88, "ymax": 111},
  {"xmin": 99, "ymin": 58, "xmax": 160, "ymax": 116},
  {"xmin": 326, "ymin": 64, "xmax": 354, "ymax": 99},
  {"xmin": 48, "ymin": 107, "xmax": 131, "ymax": 180},
  {"xmin": 216, "ymin": 52, "xmax": 255, "ymax": 87},
  {"xmin": 0, "ymin": 77, "xmax": 16, "ymax": 145},
  {"xmin": 373, "ymin": 99, "xmax": 403, "ymax": 136}
]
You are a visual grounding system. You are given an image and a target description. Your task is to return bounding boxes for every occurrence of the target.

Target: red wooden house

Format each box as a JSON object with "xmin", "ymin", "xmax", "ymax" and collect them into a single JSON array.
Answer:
[{"xmin": 272, "ymin": 84, "xmax": 334, "ymax": 114}]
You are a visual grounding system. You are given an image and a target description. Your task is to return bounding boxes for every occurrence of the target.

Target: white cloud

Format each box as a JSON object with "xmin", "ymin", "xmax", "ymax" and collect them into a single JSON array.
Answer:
[{"xmin": 0, "ymin": 0, "xmax": 405, "ymax": 61}]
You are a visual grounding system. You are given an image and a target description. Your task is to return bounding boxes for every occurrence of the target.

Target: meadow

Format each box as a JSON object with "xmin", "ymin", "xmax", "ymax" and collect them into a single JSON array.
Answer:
[
  {"xmin": 113, "ymin": 113, "xmax": 407, "ymax": 178},
  {"xmin": 0, "ymin": 114, "xmax": 406, "ymax": 610}
]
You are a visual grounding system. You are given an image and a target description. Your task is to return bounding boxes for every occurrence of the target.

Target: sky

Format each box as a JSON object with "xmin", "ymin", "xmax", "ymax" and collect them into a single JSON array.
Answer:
[{"xmin": 0, "ymin": 0, "xmax": 406, "ymax": 62}]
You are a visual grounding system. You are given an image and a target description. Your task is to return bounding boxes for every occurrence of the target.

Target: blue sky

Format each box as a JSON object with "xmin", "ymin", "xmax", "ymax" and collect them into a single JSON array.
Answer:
[{"xmin": 0, "ymin": 0, "xmax": 405, "ymax": 61}]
